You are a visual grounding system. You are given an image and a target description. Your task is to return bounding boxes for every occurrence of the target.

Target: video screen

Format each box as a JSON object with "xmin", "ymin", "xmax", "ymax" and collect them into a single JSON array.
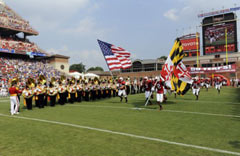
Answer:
[{"xmin": 203, "ymin": 22, "xmax": 237, "ymax": 54}]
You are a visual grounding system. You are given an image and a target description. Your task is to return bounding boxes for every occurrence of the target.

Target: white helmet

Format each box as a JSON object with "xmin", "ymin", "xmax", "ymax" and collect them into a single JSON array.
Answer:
[
  {"xmin": 144, "ymin": 76, "xmax": 148, "ymax": 80},
  {"xmin": 119, "ymin": 77, "xmax": 123, "ymax": 80}
]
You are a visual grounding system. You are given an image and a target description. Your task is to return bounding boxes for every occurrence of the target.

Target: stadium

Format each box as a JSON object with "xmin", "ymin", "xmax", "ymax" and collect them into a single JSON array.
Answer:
[
  {"xmin": 0, "ymin": 1, "xmax": 240, "ymax": 156},
  {"xmin": 0, "ymin": 0, "xmax": 70, "ymax": 89}
]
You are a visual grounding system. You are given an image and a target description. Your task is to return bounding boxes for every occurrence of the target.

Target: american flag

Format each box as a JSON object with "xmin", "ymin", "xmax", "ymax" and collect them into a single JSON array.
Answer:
[{"xmin": 97, "ymin": 39, "xmax": 132, "ymax": 71}]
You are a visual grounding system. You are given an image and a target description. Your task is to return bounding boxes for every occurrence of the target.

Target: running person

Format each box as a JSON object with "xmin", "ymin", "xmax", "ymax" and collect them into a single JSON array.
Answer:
[
  {"xmin": 215, "ymin": 77, "xmax": 222, "ymax": 94},
  {"xmin": 143, "ymin": 77, "xmax": 152, "ymax": 105},
  {"xmin": 155, "ymin": 77, "xmax": 164, "ymax": 110},
  {"xmin": 192, "ymin": 78, "xmax": 200, "ymax": 100},
  {"xmin": 118, "ymin": 77, "xmax": 128, "ymax": 103}
]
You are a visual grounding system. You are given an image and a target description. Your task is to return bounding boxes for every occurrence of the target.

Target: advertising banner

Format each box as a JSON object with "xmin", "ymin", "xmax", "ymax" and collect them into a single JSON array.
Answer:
[
  {"xmin": 0, "ymin": 48, "xmax": 9, "ymax": 53},
  {"xmin": 181, "ymin": 38, "xmax": 200, "ymax": 51},
  {"xmin": 188, "ymin": 64, "xmax": 236, "ymax": 74}
]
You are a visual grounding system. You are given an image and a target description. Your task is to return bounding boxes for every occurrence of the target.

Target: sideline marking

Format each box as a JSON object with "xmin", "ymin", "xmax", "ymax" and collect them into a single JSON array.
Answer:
[
  {"xmin": 0, "ymin": 100, "xmax": 10, "ymax": 103},
  {"xmin": 0, "ymin": 113, "xmax": 239, "ymax": 156},
  {"xmin": 172, "ymin": 99, "xmax": 240, "ymax": 105},
  {"xmin": 66, "ymin": 104, "xmax": 240, "ymax": 118}
]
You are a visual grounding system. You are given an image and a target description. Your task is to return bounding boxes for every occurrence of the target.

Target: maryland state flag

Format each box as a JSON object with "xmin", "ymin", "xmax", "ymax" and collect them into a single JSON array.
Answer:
[{"xmin": 161, "ymin": 39, "xmax": 192, "ymax": 95}]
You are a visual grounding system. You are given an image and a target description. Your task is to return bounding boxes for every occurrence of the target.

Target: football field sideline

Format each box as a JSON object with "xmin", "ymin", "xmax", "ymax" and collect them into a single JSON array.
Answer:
[
  {"xmin": 65, "ymin": 104, "xmax": 240, "ymax": 118},
  {"xmin": 1, "ymin": 99, "xmax": 240, "ymax": 118},
  {"xmin": 0, "ymin": 112, "xmax": 239, "ymax": 156}
]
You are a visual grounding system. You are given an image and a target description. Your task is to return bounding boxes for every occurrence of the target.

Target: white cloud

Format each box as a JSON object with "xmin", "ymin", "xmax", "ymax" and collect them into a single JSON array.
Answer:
[
  {"xmin": 61, "ymin": 17, "xmax": 106, "ymax": 37},
  {"xmin": 47, "ymin": 46, "xmax": 107, "ymax": 70},
  {"xmin": 164, "ymin": 9, "xmax": 179, "ymax": 21},
  {"xmin": 5, "ymin": 0, "xmax": 99, "ymax": 31}
]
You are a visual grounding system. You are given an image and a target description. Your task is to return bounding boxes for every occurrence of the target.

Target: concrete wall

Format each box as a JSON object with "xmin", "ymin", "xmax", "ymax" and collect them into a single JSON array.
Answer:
[{"xmin": 49, "ymin": 57, "xmax": 69, "ymax": 74}]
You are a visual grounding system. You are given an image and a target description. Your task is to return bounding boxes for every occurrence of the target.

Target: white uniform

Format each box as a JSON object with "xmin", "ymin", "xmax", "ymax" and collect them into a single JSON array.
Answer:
[
  {"xmin": 192, "ymin": 81, "xmax": 200, "ymax": 96},
  {"xmin": 215, "ymin": 81, "xmax": 222, "ymax": 90},
  {"xmin": 118, "ymin": 82, "xmax": 127, "ymax": 97},
  {"xmin": 10, "ymin": 96, "xmax": 20, "ymax": 115}
]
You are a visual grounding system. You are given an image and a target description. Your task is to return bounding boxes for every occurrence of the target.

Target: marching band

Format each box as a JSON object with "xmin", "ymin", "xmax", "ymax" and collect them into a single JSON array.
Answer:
[{"xmin": 8, "ymin": 74, "xmax": 228, "ymax": 115}]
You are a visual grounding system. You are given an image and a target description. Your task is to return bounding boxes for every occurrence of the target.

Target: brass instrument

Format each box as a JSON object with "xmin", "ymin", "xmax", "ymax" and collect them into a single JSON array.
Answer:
[
  {"xmin": 60, "ymin": 75, "xmax": 66, "ymax": 84},
  {"xmin": 51, "ymin": 77, "xmax": 56, "ymax": 84},
  {"xmin": 27, "ymin": 78, "xmax": 35, "ymax": 89},
  {"xmin": 39, "ymin": 75, "xmax": 46, "ymax": 85},
  {"xmin": 48, "ymin": 83, "xmax": 58, "ymax": 96}
]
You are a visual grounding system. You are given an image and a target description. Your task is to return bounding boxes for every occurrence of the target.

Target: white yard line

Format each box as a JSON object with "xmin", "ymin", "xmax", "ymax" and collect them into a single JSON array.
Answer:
[
  {"xmin": 66, "ymin": 105, "xmax": 240, "ymax": 118},
  {"xmin": 0, "ymin": 100, "xmax": 10, "ymax": 103},
  {"xmin": 172, "ymin": 99, "xmax": 240, "ymax": 105},
  {"xmin": 0, "ymin": 113, "xmax": 239, "ymax": 156},
  {"xmin": 163, "ymin": 110, "xmax": 240, "ymax": 118}
]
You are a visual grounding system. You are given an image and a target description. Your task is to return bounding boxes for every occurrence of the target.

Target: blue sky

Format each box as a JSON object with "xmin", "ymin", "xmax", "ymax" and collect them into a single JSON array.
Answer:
[{"xmin": 5, "ymin": 0, "xmax": 240, "ymax": 70}]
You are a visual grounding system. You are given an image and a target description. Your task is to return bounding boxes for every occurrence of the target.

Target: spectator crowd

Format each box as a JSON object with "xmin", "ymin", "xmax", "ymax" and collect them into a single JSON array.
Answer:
[
  {"xmin": 0, "ymin": 36, "xmax": 42, "ymax": 54},
  {"xmin": 0, "ymin": 57, "xmax": 62, "ymax": 97},
  {"xmin": 0, "ymin": 4, "xmax": 38, "ymax": 34}
]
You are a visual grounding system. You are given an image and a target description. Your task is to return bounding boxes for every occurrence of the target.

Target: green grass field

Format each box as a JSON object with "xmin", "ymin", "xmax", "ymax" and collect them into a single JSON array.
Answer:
[
  {"xmin": 0, "ymin": 87, "xmax": 240, "ymax": 156},
  {"xmin": 205, "ymin": 38, "xmax": 235, "ymax": 46}
]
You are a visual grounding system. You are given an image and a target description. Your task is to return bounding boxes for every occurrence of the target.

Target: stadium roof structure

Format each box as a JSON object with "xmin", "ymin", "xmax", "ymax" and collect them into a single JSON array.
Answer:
[{"xmin": 0, "ymin": 0, "xmax": 38, "ymax": 36}]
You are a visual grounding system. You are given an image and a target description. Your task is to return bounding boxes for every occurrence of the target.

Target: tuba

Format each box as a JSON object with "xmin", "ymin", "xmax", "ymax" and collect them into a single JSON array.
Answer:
[
  {"xmin": 39, "ymin": 75, "xmax": 46, "ymax": 85},
  {"xmin": 51, "ymin": 77, "xmax": 56, "ymax": 86},
  {"xmin": 71, "ymin": 77, "xmax": 76, "ymax": 84},
  {"xmin": 60, "ymin": 75, "xmax": 66, "ymax": 84},
  {"xmin": 27, "ymin": 78, "xmax": 35, "ymax": 89}
]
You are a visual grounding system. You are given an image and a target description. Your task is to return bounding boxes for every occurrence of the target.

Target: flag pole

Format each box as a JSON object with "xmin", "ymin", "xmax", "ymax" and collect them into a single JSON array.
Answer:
[
  {"xmin": 101, "ymin": 51, "xmax": 114, "ymax": 78},
  {"xmin": 97, "ymin": 39, "xmax": 114, "ymax": 78},
  {"xmin": 196, "ymin": 32, "xmax": 199, "ymax": 67},
  {"xmin": 225, "ymin": 28, "xmax": 228, "ymax": 65},
  {"xmin": 145, "ymin": 81, "xmax": 157, "ymax": 107}
]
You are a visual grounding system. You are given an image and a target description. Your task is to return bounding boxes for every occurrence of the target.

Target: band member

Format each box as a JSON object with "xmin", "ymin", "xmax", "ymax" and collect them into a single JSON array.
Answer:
[
  {"xmin": 58, "ymin": 81, "xmax": 66, "ymax": 105},
  {"xmin": 192, "ymin": 78, "xmax": 200, "ymax": 100},
  {"xmin": 48, "ymin": 83, "xmax": 57, "ymax": 107},
  {"xmin": 97, "ymin": 80, "xmax": 102, "ymax": 99},
  {"xmin": 35, "ymin": 82, "xmax": 44, "ymax": 108},
  {"xmin": 155, "ymin": 77, "xmax": 164, "ymax": 110},
  {"xmin": 102, "ymin": 81, "xmax": 106, "ymax": 98},
  {"xmin": 112, "ymin": 81, "xmax": 117, "ymax": 97},
  {"xmin": 106, "ymin": 81, "xmax": 111, "ymax": 98},
  {"xmin": 90, "ymin": 80, "xmax": 97, "ymax": 101},
  {"xmin": 84, "ymin": 81, "xmax": 90, "ymax": 101},
  {"xmin": 22, "ymin": 85, "xmax": 33, "ymax": 110},
  {"xmin": 76, "ymin": 80, "xmax": 83, "ymax": 102},
  {"xmin": 9, "ymin": 79, "xmax": 22, "ymax": 115},
  {"xmin": 118, "ymin": 77, "xmax": 128, "ymax": 103},
  {"xmin": 43, "ymin": 83, "xmax": 48, "ymax": 106},
  {"xmin": 68, "ymin": 80, "xmax": 77, "ymax": 103},
  {"xmin": 126, "ymin": 78, "xmax": 131, "ymax": 95},
  {"xmin": 39, "ymin": 75, "xmax": 47, "ymax": 106},
  {"xmin": 143, "ymin": 77, "xmax": 152, "ymax": 104}
]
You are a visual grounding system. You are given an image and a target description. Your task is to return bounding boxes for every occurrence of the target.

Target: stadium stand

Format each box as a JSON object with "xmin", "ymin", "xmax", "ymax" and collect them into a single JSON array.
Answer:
[
  {"xmin": 0, "ymin": 2, "xmax": 38, "ymax": 35},
  {"xmin": 0, "ymin": 1, "xmax": 66, "ymax": 96}
]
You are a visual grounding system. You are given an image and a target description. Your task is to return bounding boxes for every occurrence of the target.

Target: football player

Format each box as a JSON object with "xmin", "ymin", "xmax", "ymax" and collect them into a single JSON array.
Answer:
[{"xmin": 192, "ymin": 77, "xmax": 200, "ymax": 100}]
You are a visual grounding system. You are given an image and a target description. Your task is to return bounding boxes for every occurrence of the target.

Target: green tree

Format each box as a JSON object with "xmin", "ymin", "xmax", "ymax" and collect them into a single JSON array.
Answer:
[
  {"xmin": 69, "ymin": 63, "xmax": 86, "ymax": 73},
  {"xmin": 159, "ymin": 56, "xmax": 167, "ymax": 60},
  {"xmin": 87, "ymin": 66, "xmax": 104, "ymax": 72}
]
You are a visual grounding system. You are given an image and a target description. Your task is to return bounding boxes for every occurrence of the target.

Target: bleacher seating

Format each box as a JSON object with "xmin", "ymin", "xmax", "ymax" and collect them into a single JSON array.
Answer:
[{"xmin": 0, "ymin": 57, "xmax": 62, "ymax": 90}]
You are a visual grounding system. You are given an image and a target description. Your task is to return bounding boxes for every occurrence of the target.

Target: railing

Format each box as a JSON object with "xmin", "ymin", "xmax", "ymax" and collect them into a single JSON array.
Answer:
[{"xmin": 121, "ymin": 66, "xmax": 162, "ymax": 73}]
